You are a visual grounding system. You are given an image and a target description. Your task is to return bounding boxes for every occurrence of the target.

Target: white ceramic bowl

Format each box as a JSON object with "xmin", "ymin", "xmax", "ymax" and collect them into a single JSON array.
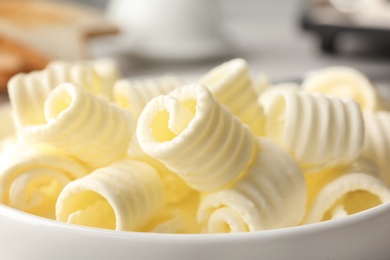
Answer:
[
  {"xmin": 1, "ymin": 202, "xmax": 390, "ymax": 260},
  {"xmin": 1, "ymin": 103, "xmax": 390, "ymax": 260}
]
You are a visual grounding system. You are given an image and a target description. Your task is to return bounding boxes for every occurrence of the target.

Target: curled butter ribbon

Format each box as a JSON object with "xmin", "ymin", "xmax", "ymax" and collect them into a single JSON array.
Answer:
[
  {"xmin": 127, "ymin": 133, "xmax": 194, "ymax": 205},
  {"xmin": 137, "ymin": 83, "xmax": 255, "ymax": 191},
  {"xmin": 264, "ymin": 91, "xmax": 364, "ymax": 171},
  {"xmin": 22, "ymin": 83, "xmax": 134, "ymax": 169},
  {"xmin": 304, "ymin": 158, "xmax": 390, "ymax": 224},
  {"xmin": 0, "ymin": 142, "xmax": 88, "ymax": 219},
  {"xmin": 9, "ymin": 63, "xmax": 102, "ymax": 127},
  {"xmin": 200, "ymin": 58, "xmax": 265, "ymax": 136},
  {"xmin": 48, "ymin": 59, "xmax": 121, "ymax": 101},
  {"xmin": 113, "ymin": 75, "xmax": 183, "ymax": 120},
  {"xmin": 56, "ymin": 159, "xmax": 164, "ymax": 231},
  {"xmin": 302, "ymin": 66, "xmax": 381, "ymax": 111},
  {"xmin": 198, "ymin": 138, "xmax": 306, "ymax": 233}
]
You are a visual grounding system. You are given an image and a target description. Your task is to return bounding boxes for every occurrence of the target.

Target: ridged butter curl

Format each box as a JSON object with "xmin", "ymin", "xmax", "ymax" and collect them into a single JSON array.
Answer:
[
  {"xmin": 56, "ymin": 160, "xmax": 164, "ymax": 231},
  {"xmin": 200, "ymin": 58, "xmax": 264, "ymax": 135},
  {"xmin": 8, "ymin": 63, "xmax": 102, "ymax": 127},
  {"xmin": 304, "ymin": 159, "xmax": 390, "ymax": 224},
  {"xmin": 113, "ymin": 75, "xmax": 183, "ymax": 120},
  {"xmin": 22, "ymin": 83, "xmax": 134, "ymax": 169},
  {"xmin": 137, "ymin": 83, "xmax": 255, "ymax": 192},
  {"xmin": 264, "ymin": 91, "xmax": 364, "ymax": 171},
  {"xmin": 302, "ymin": 66, "xmax": 381, "ymax": 111},
  {"xmin": 0, "ymin": 143, "xmax": 88, "ymax": 219},
  {"xmin": 198, "ymin": 138, "xmax": 306, "ymax": 233},
  {"xmin": 362, "ymin": 111, "xmax": 390, "ymax": 186}
]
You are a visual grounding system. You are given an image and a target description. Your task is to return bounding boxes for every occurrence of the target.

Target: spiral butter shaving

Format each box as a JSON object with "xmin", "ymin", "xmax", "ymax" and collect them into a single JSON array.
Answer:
[
  {"xmin": 113, "ymin": 75, "xmax": 183, "ymax": 120},
  {"xmin": 48, "ymin": 59, "xmax": 120, "ymax": 100},
  {"xmin": 252, "ymin": 72, "xmax": 269, "ymax": 96},
  {"xmin": 304, "ymin": 170, "xmax": 390, "ymax": 224},
  {"xmin": 265, "ymin": 91, "xmax": 364, "ymax": 171},
  {"xmin": 56, "ymin": 159, "xmax": 164, "ymax": 231},
  {"xmin": 142, "ymin": 192, "xmax": 201, "ymax": 234},
  {"xmin": 362, "ymin": 111, "xmax": 390, "ymax": 186},
  {"xmin": 137, "ymin": 83, "xmax": 255, "ymax": 191},
  {"xmin": 0, "ymin": 143, "xmax": 88, "ymax": 219},
  {"xmin": 259, "ymin": 82, "xmax": 300, "ymax": 110},
  {"xmin": 200, "ymin": 59, "xmax": 264, "ymax": 135},
  {"xmin": 8, "ymin": 63, "xmax": 102, "ymax": 127},
  {"xmin": 127, "ymin": 134, "xmax": 194, "ymax": 204},
  {"xmin": 22, "ymin": 83, "xmax": 134, "ymax": 169},
  {"xmin": 302, "ymin": 66, "xmax": 381, "ymax": 111},
  {"xmin": 198, "ymin": 138, "xmax": 306, "ymax": 233}
]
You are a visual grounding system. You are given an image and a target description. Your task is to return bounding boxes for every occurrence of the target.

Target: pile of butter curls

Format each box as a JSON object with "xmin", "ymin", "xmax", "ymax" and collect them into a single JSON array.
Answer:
[{"xmin": 1, "ymin": 58, "xmax": 390, "ymax": 234}]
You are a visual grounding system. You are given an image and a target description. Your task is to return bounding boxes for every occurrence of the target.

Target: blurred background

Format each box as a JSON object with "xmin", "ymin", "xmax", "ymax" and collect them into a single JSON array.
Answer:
[
  {"xmin": 89, "ymin": 0, "xmax": 390, "ymax": 79},
  {"xmin": 1, "ymin": 0, "xmax": 390, "ymax": 99}
]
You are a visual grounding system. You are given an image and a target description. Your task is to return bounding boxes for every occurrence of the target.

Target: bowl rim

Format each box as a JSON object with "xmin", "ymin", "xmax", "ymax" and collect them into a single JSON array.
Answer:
[{"xmin": 1, "ymin": 201, "xmax": 390, "ymax": 241}]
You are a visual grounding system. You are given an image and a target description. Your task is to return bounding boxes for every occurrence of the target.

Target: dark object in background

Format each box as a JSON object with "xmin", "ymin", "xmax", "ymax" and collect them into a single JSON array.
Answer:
[{"xmin": 301, "ymin": 0, "xmax": 390, "ymax": 53}]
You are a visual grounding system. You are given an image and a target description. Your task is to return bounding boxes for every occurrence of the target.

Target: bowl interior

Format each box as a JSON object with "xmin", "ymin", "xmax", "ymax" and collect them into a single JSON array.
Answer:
[{"xmin": 1, "ymin": 103, "xmax": 390, "ymax": 260}]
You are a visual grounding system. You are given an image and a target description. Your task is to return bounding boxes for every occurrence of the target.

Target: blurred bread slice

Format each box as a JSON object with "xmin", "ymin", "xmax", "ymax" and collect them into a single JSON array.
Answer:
[
  {"xmin": 0, "ymin": 0, "xmax": 118, "ymax": 91},
  {"xmin": 0, "ymin": 36, "xmax": 49, "ymax": 90}
]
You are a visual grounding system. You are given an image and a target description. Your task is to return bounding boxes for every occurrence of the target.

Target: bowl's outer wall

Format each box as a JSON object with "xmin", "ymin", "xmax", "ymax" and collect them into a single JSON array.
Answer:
[{"xmin": 1, "ymin": 193, "xmax": 390, "ymax": 260}]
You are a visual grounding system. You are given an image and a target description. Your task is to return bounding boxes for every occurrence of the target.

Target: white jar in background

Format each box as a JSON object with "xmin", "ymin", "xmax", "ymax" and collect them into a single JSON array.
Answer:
[{"xmin": 106, "ymin": 0, "xmax": 230, "ymax": 61}]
